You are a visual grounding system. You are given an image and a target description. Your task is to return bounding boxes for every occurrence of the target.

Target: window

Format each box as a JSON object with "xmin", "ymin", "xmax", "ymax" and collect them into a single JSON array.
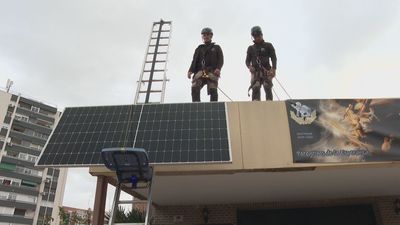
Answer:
[
  {"xmin": 21, "ymin": 180, "xmax": 38, "ymax": 188},
  {"xmin": 32, "ymin": 131, "xmax": 48, "ymax": 140},
  {"xmin": 12, "ymin": 127, "xmax": 25, "ymax": 133},
  {"xmin": 27, "ymin": 155, "xmax": 37, "ymax": 163},
  {"xmin": 14, "ymin": 208, "xmax": 26, "ymax": 216},
  {"xmin": 14, "ymin": 114, "xmax": 29, "ymax": 122},
  {"xmin": 1, "ymin": 177, "xmax": 21, "ymax": 187},
  {"xmin": 2, "ymin": 179, "xmax": 11, "ymax": 186},
  {"xmin": 11, "ymin": 180, "xmax": 20, "ymax": 187},
  {"xmin": 30, "ymin": 143, "xmax": 43, "ymax": 151},
  {"xmin": 20, "ymin": 140, "xmax": 30, "ymax": 147},
  {"xmin": 18, "ymin": 153, "xmax": 28, "ymax": 161},
  {"xmin": 15, "ymin": 166, "xmax": 42, "ymax": 177},
  {"xmin": 36, "ymin": 119, "xmax": 52, "ymax": 128},
  {"xmin": 31, "ymin": 106, "xmax": 40, "ymax": 113}
]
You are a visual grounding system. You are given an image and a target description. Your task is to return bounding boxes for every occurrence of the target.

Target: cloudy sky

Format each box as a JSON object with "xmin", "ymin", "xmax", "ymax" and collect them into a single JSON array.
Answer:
[{"xmin": 1, "ymin": 0, "xmax": 400, "ymax": 209}]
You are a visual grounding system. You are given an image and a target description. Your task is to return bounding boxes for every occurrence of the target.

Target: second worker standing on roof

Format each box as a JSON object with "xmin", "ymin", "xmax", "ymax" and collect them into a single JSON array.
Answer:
[
  {"xmin": 188, "ymin": 27, "xmax": 224, "ymax": 102},
  {"xmin": 246, "ymin": 26, "xmax": 277, "ymax": 101}
]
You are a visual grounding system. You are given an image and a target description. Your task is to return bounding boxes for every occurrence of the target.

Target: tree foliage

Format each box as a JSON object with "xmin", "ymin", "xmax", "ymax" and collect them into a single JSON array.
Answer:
[
  {"xmin": 105, "ymin": 206, "xmax": 145, "ymax": 223},
  {"xmin": 59, "ymin": 207, "xmax": 92, "ymax": 225}
]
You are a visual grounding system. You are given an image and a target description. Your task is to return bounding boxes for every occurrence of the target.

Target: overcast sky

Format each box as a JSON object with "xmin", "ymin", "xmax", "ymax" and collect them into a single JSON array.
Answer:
[{"xmin": 1, "ymin": 0, "xmax": 400, "ymax": 210}]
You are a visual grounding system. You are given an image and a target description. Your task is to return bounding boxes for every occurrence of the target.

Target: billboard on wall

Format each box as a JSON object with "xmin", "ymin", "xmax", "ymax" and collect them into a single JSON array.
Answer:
[{"xmin": 286, "ymin": 99, "xmax": 400, "ymax": 163}]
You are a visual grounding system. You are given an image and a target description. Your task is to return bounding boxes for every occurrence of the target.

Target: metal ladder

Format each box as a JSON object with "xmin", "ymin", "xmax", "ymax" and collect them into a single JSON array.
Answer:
[
  {"xmin": 134, "ymin": 19, "xmax": 172, "ymax": 104},
  {"xmin": 102, "ymin": 148, "xmax": 154, "ymax": 225},
  {"xmin": 108, "ymin": 181, "xmax": 153, "ymax": 225}
]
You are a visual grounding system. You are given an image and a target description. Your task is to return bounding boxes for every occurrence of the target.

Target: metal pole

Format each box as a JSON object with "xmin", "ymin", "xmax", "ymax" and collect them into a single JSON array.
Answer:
[
  {"xmin": 145, "ymin": 20, "xmax": 164, "ymax": 103},
  {"xmin": 108, "ymin": 183, "xmax": 122, "ymax": 225},
  {"xmin": 144, "ymin": 177, "xmax": 153, "ymax": 225}
]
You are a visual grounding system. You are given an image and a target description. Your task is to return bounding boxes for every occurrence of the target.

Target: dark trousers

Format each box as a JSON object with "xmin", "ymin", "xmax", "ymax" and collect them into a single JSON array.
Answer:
[
  {"xmin": 251, "ymin": 70, "xmax": 273, "ymax": 101},
  {"xmin": 191, "ymin": 71, "xmax": 219, "ymax": 102}
]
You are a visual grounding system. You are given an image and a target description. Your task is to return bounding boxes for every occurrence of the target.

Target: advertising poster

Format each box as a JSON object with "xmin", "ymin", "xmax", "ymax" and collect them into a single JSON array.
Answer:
[{"xmin": 286, "ymin": 99, "xmax": 400, "ymax": 163}]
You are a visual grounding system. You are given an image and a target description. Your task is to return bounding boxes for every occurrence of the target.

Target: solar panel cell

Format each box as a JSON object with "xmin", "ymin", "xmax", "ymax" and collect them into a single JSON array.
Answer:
[{"xmin": 37, "ymin": 102, "xmax": 231, "ymax": 166}]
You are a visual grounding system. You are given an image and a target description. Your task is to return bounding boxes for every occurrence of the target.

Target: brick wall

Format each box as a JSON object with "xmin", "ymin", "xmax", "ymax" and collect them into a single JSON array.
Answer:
[{"xmin": 152, "ymin": 196, "xmax": 400, "ymax": 225}]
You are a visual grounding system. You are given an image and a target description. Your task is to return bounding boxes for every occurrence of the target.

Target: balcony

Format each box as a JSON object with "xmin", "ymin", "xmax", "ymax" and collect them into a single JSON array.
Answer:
[
  {"xmin": 0, "ymin": 213, "xmax": 34, "ymax": 224},
  {"xmin": 0, "ymin": 182, "xmax": 39, "ymax": 196},
  {"xmin": 16, "ymin": 106, "xmax": 55, "ymax": 123},
  {"xmin": 0, "ymin": 198, "xmax": 37, "ymax": 210},
  {"xmin": 5, "ymin": 143, "xmax": 42, "ymax": 156},
  {"xmin": 12, "ymin": 118, "xmax": 52, "ymax": 135},
  {"xmin": 9, "ymin": 130, "xmax": 47, "ymax": 146},
  {"xmin": 0, "ymin": 168, "xmax": 42, "ymax": 184},
  {"xmin": 1, "ymin": 153, "xmax": 36, "ymax": 168}
]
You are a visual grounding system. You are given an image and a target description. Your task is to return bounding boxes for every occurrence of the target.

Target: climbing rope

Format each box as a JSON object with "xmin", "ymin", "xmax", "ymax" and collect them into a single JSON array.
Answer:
[
  {"xmin": 274, "ymin": 76, "xmax": 292, "ymax": 99},
  {"xmin": 217, "ymin": 86, "xmax": 234, "ymax": 102}
]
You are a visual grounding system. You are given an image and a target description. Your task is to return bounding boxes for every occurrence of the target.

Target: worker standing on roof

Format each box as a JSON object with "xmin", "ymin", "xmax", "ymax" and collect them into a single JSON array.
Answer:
[
  {"xmin": 246, "ymin": 26, "xmax": 277, "ymax": 101},
  {"xmin": 187, "ymin": 27, "xmax": 224, "ymax": 102}
]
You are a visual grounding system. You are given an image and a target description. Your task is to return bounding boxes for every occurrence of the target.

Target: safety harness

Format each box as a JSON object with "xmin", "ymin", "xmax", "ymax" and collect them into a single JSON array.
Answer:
[
  {"xmin": 200, "ymin": 42, "xmax": 216, "ymax": 79},
  {"xmin": 248, "ymin": 44, "xmax": 274, "ymax": 96}
]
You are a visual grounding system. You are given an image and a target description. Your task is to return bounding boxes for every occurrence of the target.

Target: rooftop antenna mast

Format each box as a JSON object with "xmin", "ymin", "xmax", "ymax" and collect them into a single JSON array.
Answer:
[
  {"xmin": 134, "ymin": 19, "xmax": 172, "ymax": 104},
  {"xmin": 6, "ymin": 79, "xmax": 13, "ymax": 93}
]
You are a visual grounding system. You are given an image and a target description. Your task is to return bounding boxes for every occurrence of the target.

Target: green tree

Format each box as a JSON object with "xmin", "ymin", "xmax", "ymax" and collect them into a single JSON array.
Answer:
[
  {"xmin": 58, "ymin": 207, "xmax": 69, "ymax": 225},
  {"xmin": 70, "ymin": 211, "xmax": 79, "ymax": 225},
  {"xmin": 82, "ymin": 208, "xmax": 92, "ymax": 225},
  {"xmin": 126, "ymin": 207, "xmax": 145, "ymax": 223},
  {"xmin": 43, "ymin": 215, "xmax": 54, "ymax": 225},
  {"xmin": 105, "ymin": 206, "xmax": 145, "ymax": 223}
]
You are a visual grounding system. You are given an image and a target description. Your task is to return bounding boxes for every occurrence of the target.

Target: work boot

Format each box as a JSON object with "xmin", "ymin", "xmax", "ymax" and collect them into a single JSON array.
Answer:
[
  {"xmin": 192, "ymin": 87, "xmax": 201, "ymax": 102},
  {"xmin": 209, "ymin": 88, "xmax": 218, "ymax": 102}
]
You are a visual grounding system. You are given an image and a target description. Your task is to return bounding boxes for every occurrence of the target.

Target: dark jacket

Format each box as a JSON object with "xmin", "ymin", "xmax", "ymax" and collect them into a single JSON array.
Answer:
[
  {"xmin": 189, "ymin": 42, "xmax": 224, "ymax": 73},
  {"xmin": 245, "ymin": 40, "xmax": 277, "ymax": 70}
]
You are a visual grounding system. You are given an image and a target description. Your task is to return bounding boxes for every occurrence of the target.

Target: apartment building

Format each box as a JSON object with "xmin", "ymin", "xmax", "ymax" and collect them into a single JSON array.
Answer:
[{"xmin": 0, "ymin": 89, "xmax": 67, "ymax": 225}]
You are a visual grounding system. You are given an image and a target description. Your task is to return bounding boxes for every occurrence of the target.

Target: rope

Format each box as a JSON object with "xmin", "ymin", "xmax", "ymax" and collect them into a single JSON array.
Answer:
[
  {"xmin": 217, "ymin": 86, "xmax": 234, "ymax": 102},
  {"xmin": 274, "ymin": 77, "xmax": 292, "ymax": 99},
  {"xmin": 123, "ymin": 103, "xmax": 135, "ymax": 147},
  {"xmin": 272, "ymin": 87, "xmax": 281, "ymax": 101}
]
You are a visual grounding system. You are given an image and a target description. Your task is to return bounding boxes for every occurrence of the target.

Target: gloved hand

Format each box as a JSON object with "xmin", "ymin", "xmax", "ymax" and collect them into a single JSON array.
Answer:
[
  {"xmin": 214, "ymin": 69, "xmax": 221, "ymax": 77},
  {"xmin": 271, "ymin": 68, "xmax": 276, "ymax": 77},
  {"xmin": 187, "ymin": 71, "xmax": 193, "ymax": 79},
  {"xmin": 248, "ymin": 66, "xmax": 255, "ymax": 73},
  {"xmin": 268, "ymin": 69, "xmax": 276, "ymax": 78}
]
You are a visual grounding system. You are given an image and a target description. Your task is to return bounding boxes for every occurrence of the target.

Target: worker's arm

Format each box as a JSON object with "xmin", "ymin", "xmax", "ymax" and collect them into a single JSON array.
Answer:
[
  {"xmin": 269, "ymin": 43, "xmax": 277, "ymax": 70},
  {"xmin": 245, "ymin": 46, "xmax": 255, "ymax": 72},
  {"xmin": 245, "ymin": 46, "xmax": 252, "ymax": 68},
  {"xmin": 213, "ymin": 45, "xmax": 223, "ymax": 76},
  {"xmin": 216, "ymin": 45, "xmax": 224, "ymax": 70},
  {"xmin": 188, "ymin": 46, "xmax": 199, "ymax": 78}
]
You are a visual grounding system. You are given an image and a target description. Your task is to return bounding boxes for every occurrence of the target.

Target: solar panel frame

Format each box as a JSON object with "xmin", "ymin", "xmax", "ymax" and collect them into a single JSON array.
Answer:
[{"xmin": 36, "ymin": 102, "xmax": 232, "ymax": 167}]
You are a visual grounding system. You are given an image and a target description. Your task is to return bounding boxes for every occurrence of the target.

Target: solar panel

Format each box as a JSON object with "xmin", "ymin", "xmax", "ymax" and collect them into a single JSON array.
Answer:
[{"xmin": 36, "ymin": 102, "xmax": 231, "ymax": 167}]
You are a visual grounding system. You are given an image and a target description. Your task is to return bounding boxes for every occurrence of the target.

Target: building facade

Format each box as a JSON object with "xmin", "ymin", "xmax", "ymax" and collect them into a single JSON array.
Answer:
[
  {"xmin": 88, "ymin": 101, "xmax": 400, "ymax": 225},
  {"xmin": 60, "ymin": 206, "xmax": 92, "ymax": 225},
  {"xmin": 0, "ymin": 89, "xmax": 67, "ymax": 225}
]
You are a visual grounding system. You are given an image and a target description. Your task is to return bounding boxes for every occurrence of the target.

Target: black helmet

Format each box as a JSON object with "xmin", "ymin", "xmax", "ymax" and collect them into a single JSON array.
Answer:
[
  {"xmin": 251, "ymin": 26, "xmax": 263, "ymax": 36},
  {"xmin": 201, "ymin": 27, "xmax": 213, "ymax": 35}
]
